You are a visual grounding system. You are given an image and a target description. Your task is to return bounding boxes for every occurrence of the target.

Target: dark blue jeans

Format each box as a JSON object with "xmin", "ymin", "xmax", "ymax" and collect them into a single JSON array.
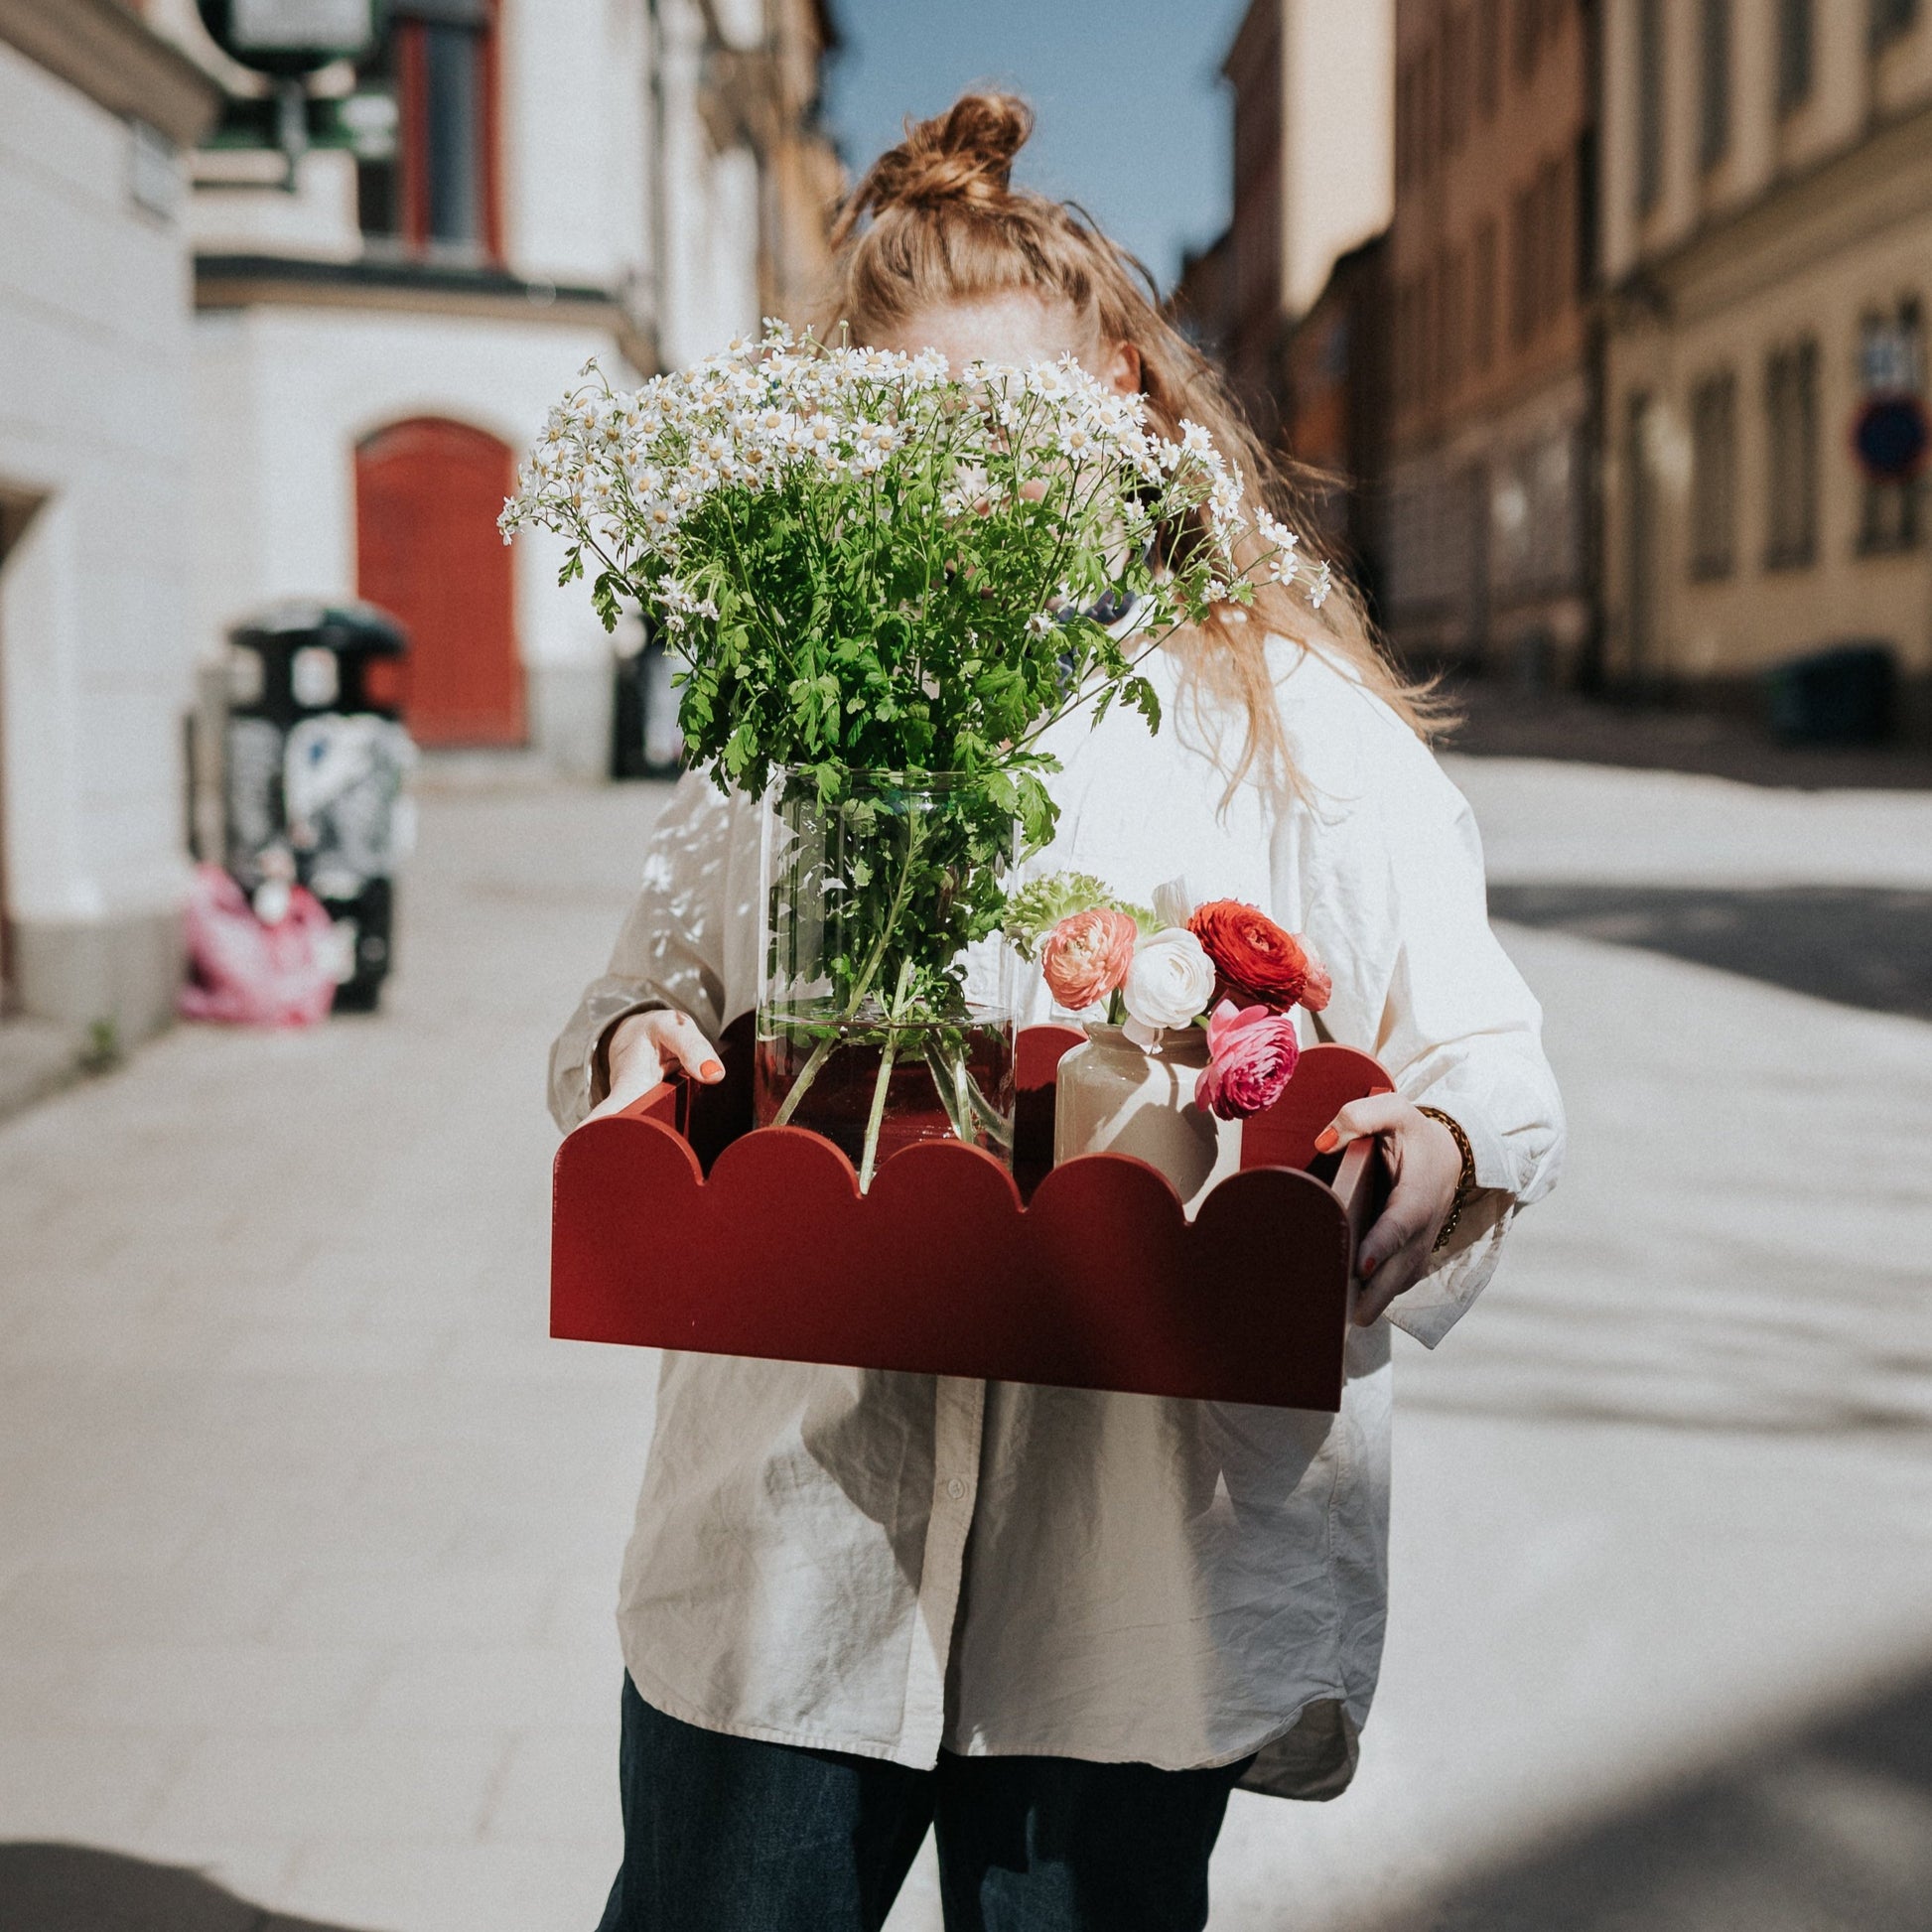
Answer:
[{"xmin": 596, "ymin": 1675, "xmax": 1254, "ymax": 1931}]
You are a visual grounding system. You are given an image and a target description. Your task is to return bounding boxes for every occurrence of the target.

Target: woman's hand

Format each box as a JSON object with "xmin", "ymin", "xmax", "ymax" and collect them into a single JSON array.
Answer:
[
  {"xmin": 586, "ymin": 1009, "xmax": 725, "ymax": 1123},
  {"xmin": 1314, "ymin": 1096, "xmax": 1465, "ymax": 1324}
]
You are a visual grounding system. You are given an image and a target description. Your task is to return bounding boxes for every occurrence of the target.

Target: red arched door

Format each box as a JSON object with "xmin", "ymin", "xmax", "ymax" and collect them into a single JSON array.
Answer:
[{"xmin": 355, "ymin": 417, "xmax": 524, "ymax": 746}]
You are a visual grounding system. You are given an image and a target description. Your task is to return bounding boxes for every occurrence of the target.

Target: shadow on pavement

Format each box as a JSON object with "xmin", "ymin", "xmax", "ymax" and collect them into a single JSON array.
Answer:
[
  {"xmin": 1408, "ymin": 1661, "xmax": 1932, "ymax": 1931},
  {"xmin": 1489, "ymin": 884, "xmax": 1932, "ymax": 1022},
  {"xmin": 1444, "ymin": 678, "xmax": 1932, "ymax": 792},
  {"xmin": 0, "ymin": 1843, "xmax": 372, "ymax": 1932}
]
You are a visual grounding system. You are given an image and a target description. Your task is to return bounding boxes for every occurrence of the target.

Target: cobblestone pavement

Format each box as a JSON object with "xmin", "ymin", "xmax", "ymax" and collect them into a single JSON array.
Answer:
[{"xmin": 3, "ymin": 762, "xmax": 1931, "ymax": 1932}]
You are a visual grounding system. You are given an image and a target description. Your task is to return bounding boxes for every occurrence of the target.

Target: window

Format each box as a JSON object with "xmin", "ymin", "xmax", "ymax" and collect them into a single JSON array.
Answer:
[
  {"xmin": 1513, "ymin": 0, "xmax": 1540, "ymax": 81},
  {"xmin": 354, "ymin": 0, "xmax": 498, "ymax": 258},
  {"xmin": 1574, "ymin": 126, "xmax": 1597, "ymax": 300},
  {"xmin": 1396, "ymin": 64, "xmax": 1412, "ymax": 186},
  {"xmin": 1689, "ymin": 372, "xmax": 1737, "ymax": 578},
  {"xmin": 1420, "ymin": 259, "xmax": 1439, "ymax": 403},
  {"xmin": 1420, "ymin": 41, "xmax": 1440, "ymax": 171},
  {"xmin": 1858, "ymin": 301, "xmax": 1927, "ymax": 554},
  {"xmin": 1510, "ymin": 181, "xmax": 1536, "ymax": 346},
  {"xmin": 1477, "ymin": 0, "xmax": 1502, "ymax": 116},
  {"xmin": 1871, "ymin": 0, "xmax": 1919, "ymax": 50},
  {"xmin": 1636, "ymin": 0, "xmax": 1664, "ymax": 213},
  {"xmin": 1765, "ymin": 339, "xmax": 1820, "ymax": 568},
  {"xmin": 1444, "ymin": 9, "xmax": 1471, "ymax": 152},
  {"xmin": 1510, "ymin": 157, "xmax": 1568, "ymax": 346},
  {"xmin": 1441, "ymin": 246, "xmax": 1467, "ymax": 396},
  {"xmin": 1537, "ymin": 155, "xmax": 1568, "ymax": 328},
  {"xmin": 1395, "ymin": 279, "xmax": 1415, "ymax": 411},
  {"xmin": 1624, "ymin": 392, "xmax": 1660, "ymax": 677},
  {"xmin": 1472, "ymin": 218, "xmax": 1498, "ymax": 370},
  {"xmin": 1700, "ymin": 0, "xmax": 1730, "ymax": 171},
  {"xmin": 1777, "ymin": 0, "xmax": 1813, "ymax": 112}
]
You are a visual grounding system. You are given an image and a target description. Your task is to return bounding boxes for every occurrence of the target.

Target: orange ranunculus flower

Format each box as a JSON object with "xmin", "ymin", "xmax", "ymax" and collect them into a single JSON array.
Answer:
[
  {"xmin": 1040, "ymin": 906, "xmax": 1139, "ymax": 1012},
  {"xmin": 1187, "ymin": 899, "xmax": 1330, "ymax": 1011}
]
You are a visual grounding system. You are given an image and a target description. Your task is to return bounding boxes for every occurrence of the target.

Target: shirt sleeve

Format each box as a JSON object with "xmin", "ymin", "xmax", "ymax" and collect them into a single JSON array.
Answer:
[
  {"xmin": 1281, "ymin": 681, "xmax": 1566, "ymax": 1347},
  {"xmin": 546, "ymin": 769, "xmax": 764, "ymax": 1134}
]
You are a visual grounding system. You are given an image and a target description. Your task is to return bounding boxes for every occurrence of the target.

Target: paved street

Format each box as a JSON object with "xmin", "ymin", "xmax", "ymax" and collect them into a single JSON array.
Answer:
[{"xmin": 4, "ymin": 758, "xmax": 1932, "ymax": 1931}]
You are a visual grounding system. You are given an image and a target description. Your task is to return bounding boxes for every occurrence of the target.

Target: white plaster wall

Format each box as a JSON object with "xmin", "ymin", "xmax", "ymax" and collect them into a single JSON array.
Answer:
[
  {"xmin": 1283, "ymin": 0, "xmax": 1394, "ymax": 321},
  {"xmin": 190, "ymin": 149, "xmax": 363, "ymax": 260},
  {"xmin": 501, "ymin": 0, "xmax": 652, "ymax": 290},
  {"xmin": 0, "ymin": 40, "xmax": 199, "ymax": 926},
  {"xmin": 188, "ymin": 305, "xmax": 620, "ymax": 679},
  {"xmin": 162, "ymin": 0, "xmax": 770, "ymax": 775},
  {"xmin": 656, "ymin": 0, "xmax": 760, "ymax": 368}
]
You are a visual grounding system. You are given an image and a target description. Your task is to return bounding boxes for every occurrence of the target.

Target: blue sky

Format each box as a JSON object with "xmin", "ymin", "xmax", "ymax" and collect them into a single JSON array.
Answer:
[{"xmin": 820, "ymin": 0, "xmax": 1252, "ymax": 293}]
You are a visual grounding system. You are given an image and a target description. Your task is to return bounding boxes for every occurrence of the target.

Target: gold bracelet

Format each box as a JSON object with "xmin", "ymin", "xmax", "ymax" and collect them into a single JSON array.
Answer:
[{"xmin": 1416, "ymin": 1105, "xmax": 1475, "ymax": 1252}]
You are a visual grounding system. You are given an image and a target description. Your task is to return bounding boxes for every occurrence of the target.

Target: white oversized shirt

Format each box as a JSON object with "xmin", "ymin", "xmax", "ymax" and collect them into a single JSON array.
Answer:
[{"xmin": 547, "ymin": 635, "xmax": 1565, "ymax": 1799}]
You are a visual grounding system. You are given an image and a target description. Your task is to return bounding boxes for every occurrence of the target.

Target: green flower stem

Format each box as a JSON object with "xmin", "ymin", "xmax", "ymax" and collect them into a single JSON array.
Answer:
[
  {"xmin": 767, "ymin": 1031, "xmax": 835, "ymax": 1130},
  {"xmin": 857, "ymin": 956, "xmax": 915, "ymax": 1190},
  {"xmin": 921, "ymin": 1038, "xmax": 974, "ymax": 1144},
  {"xmin": 767, "ymin": 805, "xmax": 929, "ymax": 1131}
]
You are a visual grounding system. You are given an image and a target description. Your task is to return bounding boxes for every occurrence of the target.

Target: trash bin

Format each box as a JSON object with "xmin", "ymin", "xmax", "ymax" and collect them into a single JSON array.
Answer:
[
  {"xmin": 223, "ymin": 600, "xmax": 415, "ymax": 1012},
  {"xmin": 1762, "ymin": 640, "xmax": 1898, "ymax": 747}
]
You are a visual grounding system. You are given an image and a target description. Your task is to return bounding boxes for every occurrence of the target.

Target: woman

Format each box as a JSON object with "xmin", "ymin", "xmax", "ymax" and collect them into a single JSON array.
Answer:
[{"xmin": 551, "ymin": 92, "xmax": 1564, "ymax": 1932}]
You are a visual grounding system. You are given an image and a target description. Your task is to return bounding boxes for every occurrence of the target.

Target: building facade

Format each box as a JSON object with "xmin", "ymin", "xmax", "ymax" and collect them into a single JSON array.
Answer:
[
  {"xmin": 1280, "ymin": 233, "xmax": 1393, "ymax": 611},
  {"xmin": 0, "ymin": 0, "xmax": 218, "ymax": 1091},
  {"xmin": 1178, "ymin": 0, "xmax": 1395, "ymax": 437},
  {"xmin": 0, "ymin": 0, "xmax": 838, "ymax": 1106},
  {"xmin": 152, "ymin": 0, "xmax": 839, "ymax": 775},
  {"xmin": 1384, "ymin": 0, "xmax": 1596, "ymax": 682},
  {"xmin": 1599, "ymin": 0, "xmax": 1932, "ymax": 729}
]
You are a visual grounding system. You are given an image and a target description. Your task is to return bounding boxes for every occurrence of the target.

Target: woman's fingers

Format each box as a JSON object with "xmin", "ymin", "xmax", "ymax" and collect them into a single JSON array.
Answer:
[
  {"xmin": 1312, "ymin": 1092, "xmax": 1407, "ymax": 1155},
  {"xmin": 597, "ymin": 1011, "xmax": 724, "ymax": 1124},
  {"xmin": 582, "ymin": 1010, "xmax": 726, "ymax": 1128},
  {"xmin": 1352, "ymin": 1179, "xmax": 1439, "ymax": 1321},
  {"xmin": 1311, "ymin": 1095, "xmax": 1467, "ymax": 1324},
  {"xmin": 644, "ymin": 1010, "xmax": 725, "ymax": 1084}
]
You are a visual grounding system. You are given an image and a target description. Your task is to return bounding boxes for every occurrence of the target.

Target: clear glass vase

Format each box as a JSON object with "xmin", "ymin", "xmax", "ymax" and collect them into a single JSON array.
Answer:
[{"xmin": 756, "ymin": 767, "xmax": 1017, "ymax": 1187}]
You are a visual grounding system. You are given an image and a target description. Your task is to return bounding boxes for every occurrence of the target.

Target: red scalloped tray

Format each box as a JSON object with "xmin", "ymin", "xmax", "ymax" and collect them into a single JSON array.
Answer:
[{"xmin": 551, "ymin": 1020, "xmax": 1391, "ymax": 1411}]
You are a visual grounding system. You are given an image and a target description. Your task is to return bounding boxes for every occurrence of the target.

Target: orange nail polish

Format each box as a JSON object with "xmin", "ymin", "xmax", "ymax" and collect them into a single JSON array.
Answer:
[
  {"xmin": 700, "ymin": 1059, "xmax": 725, "ymax": 1082},
  {"xmin": 1314, "ymin": 1127, "xmax": 1339, "ymax": 1153}
]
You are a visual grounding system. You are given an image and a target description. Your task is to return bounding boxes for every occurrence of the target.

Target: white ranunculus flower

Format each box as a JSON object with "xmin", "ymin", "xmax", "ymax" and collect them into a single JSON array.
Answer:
[{"xmin": 1121, "ymin": 926, "xmax": 1215, "ymax": 1052}]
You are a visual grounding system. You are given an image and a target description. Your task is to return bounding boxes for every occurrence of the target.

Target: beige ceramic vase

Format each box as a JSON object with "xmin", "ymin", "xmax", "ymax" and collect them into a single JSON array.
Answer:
[{"xmin": 1051, "ymin": 1023, "xmax": 1241, "ymax": 1217}]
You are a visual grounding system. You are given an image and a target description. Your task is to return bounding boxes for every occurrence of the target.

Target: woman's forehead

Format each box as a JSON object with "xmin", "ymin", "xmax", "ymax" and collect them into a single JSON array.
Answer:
[{"xmin": 867, "ymin": 291, "xmax": 1094, "ymax": 368}]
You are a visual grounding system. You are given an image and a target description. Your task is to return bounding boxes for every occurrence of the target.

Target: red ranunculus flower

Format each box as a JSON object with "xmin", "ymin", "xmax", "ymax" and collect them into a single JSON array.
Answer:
[{"xmin": 1187, "ymin": 899, "xmax": 1329, "ymax": 1011}]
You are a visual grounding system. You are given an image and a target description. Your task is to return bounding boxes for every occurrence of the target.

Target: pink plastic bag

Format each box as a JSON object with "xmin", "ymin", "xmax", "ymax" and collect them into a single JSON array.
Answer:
[{"xmin": 179, "ymin": 863, "xmax": 340, "ymax": 1028}]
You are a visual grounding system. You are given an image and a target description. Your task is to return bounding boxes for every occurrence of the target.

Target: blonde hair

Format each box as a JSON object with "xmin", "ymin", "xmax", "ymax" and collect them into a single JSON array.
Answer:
[{"xmin": 825, "ymin": 90, "xmax": 1449, "ymax": 798}]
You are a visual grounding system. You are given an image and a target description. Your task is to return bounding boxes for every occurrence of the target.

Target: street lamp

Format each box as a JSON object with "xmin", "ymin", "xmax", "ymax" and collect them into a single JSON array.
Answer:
[{"xmin": 195, "ymin": 1, "xmax": 385, "ymax": 189}]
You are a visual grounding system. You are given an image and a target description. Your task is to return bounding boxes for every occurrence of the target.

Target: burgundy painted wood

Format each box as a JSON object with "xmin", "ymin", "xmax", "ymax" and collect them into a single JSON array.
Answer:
[{"xmin": 551, "ymin": 1028, "xmax": 1392, "ymax": 1411}]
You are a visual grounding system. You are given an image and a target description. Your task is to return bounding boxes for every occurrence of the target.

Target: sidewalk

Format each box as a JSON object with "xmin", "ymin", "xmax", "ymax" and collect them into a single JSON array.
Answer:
[
  {"xmin": 0, "ymin": 777, "xmax": 668, "ymax": 1929},
  {"xmin": 2, "ymin": 765, "xmax": 1930, "ymax": 1931}
]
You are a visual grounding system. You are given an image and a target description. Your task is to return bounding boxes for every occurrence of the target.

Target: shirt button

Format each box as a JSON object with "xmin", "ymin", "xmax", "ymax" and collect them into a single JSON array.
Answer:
[{"xmin": 946, "ymin": 1477, "xmax": 966, "ymax": 1501}]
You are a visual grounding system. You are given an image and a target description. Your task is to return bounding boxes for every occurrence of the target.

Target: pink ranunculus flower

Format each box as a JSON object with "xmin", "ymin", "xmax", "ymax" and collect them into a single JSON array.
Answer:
[
  {"xmin": 1193, "ymin": 999, "xmax": 1302, "ymax": 1121},
  {"xmin": 1041, "ymin": 905, "xmax": 1139, "ymax": 1012}
]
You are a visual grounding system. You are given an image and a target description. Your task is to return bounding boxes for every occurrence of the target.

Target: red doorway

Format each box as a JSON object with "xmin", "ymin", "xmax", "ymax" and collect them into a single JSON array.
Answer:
[{"xmin": 354, "ymin": 417, "xmax": 524, "ymax": 746}]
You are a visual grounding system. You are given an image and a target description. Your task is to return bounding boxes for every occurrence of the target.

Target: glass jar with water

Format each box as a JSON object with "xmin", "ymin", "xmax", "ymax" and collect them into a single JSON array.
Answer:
[{"xmin": 757, "ymin": 768, "xmax": 1017, "ymax": 1188}]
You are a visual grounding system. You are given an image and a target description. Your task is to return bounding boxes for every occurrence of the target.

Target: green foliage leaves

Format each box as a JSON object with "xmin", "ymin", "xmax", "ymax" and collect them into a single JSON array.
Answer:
[
  {"xmin": 503, "ymin": 331, "xmax": 1301, "ymax": 1050},
  {"xmin": 1001, "ymin": 871, "xmax": 1157, "ymax": 961}
]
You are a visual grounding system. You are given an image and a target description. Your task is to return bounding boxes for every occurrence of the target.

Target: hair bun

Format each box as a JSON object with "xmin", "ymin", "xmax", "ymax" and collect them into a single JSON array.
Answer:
[{"xmin": 837, "ymin": 91, "xmax": 1032, "ymax": 238}]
